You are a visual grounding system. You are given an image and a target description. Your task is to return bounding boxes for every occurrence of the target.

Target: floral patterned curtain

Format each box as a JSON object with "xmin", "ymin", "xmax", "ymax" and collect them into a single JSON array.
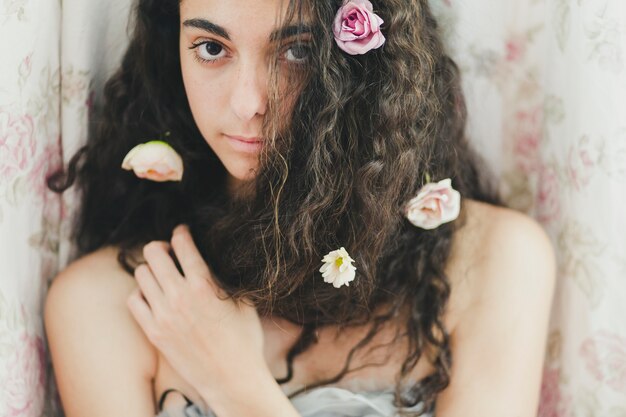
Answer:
[
  {"xmin": 430, "ymin": 0, "xmax": 626, "ymax": 415},
  {"xmin": 0, "ymin": 0, "xmax": 624, "ymax": 416},
  {"xmin": 0, "ymin": 0, "xmax": 61, "ymax": 414},
  {"xmin": 0, "ymin": 0, "xmax": 131, "ymax": 415}
]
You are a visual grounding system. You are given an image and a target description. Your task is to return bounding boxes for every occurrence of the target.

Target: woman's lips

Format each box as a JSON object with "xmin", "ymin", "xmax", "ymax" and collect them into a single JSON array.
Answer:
[{"xmin": 224, "ymin": 134, "xmax": 263, "ymax": 153}]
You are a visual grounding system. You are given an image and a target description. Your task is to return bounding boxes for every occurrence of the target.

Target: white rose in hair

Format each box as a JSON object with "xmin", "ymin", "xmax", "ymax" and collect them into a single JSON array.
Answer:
[{"xmin": 404, "ymin": 178, "xmax": 461, "ymax": 230}]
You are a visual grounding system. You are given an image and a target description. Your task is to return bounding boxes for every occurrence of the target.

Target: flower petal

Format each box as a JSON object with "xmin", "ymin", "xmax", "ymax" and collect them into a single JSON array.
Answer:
[
  {"xmin": 333, "ymin": 0, "xmax": 385, "ymax": 55},
  {"xmin": 319, "ymin": 247, "xmax": 357, "ymax": 288},
  {"xmin": 121, "ymin": 140, "xmax": 184, "ymax": 182},
  {"xmin": 404, "ymin": 178, "xmax": 461, "ymax": 229}
]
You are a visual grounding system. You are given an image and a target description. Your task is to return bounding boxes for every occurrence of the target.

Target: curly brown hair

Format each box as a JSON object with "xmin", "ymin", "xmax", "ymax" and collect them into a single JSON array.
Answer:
[{"xmin": 50, "ymin": 0, "xmax": 502, "ymax": 413}]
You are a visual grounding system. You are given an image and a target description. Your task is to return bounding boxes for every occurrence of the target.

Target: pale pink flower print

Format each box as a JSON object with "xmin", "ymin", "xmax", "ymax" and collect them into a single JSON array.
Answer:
[
  {"xmin": 566, "ymin": 138, "xmax": 596, "ymax": 190},
  {"xmin": 505, "ymin": 34, "xmax": 528, "ymax": 63},
  {"xmin": 580, "ymin": 331, "xmax": 626, "ymax": 394},
  {"xmin": 61, "ymin": 69, "xmax": 89, "ymax": 104},
  {"xmin": 512, "ymin": 107, "xmax": 543, "ymax": 175},
  {"xmin": 0, "ymin": 108, "xmax": 36, "ymax": 182},
  {"xmin": 27, "ymin": 141, "xmax": 64, "ymax": 230},
  {"xmin": 28, "ymin": 142, "xmax": 62, "ymax": 202},
  {"xmin": 537, "ymin": 367, "xmax": 572, "ymax": 417},
  {"xmin": 536, "ymin": 166, "xmax": 561, "ymax": 223},
  {"xmin": 3, "ymin": 333, "xmax": 46, "ymax": 417},
  {"xmin": 18, "ymin": 54, "xmax": 32, "ymax": 87},
  {"xmin": 580, "ymin": 336, "xmax": 604, "ymax": 382}
]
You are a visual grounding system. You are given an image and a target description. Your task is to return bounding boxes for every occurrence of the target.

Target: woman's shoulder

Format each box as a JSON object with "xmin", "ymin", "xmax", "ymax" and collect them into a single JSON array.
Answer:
[
  {"xmin": 445, "ymin": 199, "xmax": 557, "ymax": 328},
  {"xmin": 434, "ymin": 199, "xmax": 557, "ymax": 415},
  {"xmin": 46, "ymin": 245, "xmax": 147, "ymax": 314},
  {"xmin": 454, "ymin": 198, "xmax": 556, "ymax": 275},
  {"xmin": 450, "ymin": 198, "xmax": 556, "ymax": 275},
  {"xmin": 45, "ymin": 245, "xmax": 158, "ymax": 384}
]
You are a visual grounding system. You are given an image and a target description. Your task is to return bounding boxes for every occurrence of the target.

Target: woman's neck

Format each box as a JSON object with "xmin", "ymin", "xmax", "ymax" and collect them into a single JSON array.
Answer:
[{"xmin": 226, "ymin": 174, "xmax": 256, "ymax": 200}]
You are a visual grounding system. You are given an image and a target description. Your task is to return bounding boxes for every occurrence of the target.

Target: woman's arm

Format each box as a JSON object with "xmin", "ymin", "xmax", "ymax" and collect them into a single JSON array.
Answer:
[
  {"xmin": 196, "ymin": 366, "xmax": 300, "ymax": 417},
  {"xmin": 436, "ymin": 205, "xmax": 557, "ymax": 417},
  {"xmin": 45, "ymin": 247, "xmax": 158, "ymax": 417},
  {"xmin": 127, "ymin": 225, "xmax": 301, "ymax": 417}
]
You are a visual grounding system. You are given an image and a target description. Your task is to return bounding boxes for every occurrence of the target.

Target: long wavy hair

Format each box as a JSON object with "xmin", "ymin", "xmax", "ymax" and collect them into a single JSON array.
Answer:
[{"xmin": 50, "ymin": 0, "xmax": 502, "ymax": 413}]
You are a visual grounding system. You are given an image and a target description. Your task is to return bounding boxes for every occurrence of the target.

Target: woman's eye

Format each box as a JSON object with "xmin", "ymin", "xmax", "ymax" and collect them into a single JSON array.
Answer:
[
  {"xmin": 283, "ymin": 44, "xmax": 310, "ymax": 63},
  {"xmin": 193, "ymin": 41, "xmax": 227, "ymax": 62}
]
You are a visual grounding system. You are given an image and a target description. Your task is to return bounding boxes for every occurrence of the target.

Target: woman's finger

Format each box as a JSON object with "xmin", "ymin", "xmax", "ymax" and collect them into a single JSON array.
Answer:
[
  {"xmin": 143, "ymin": 240, "xmax": 181, "ymax": 294},
  {"xmin": 126, "ymin": 288, "xmax": 155, "ymax": 335},
  {"xmin": 170, "ymin": 225, "xmax": 217, "ymax": 290},
  {"xmin": 134, "ymin": 263, "xmax": 164, "ymax": 310}
]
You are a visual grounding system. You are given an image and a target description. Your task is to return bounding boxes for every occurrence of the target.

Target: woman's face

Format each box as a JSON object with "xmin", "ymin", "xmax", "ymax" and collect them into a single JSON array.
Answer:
[{"xmin": 179, "ymin": 0, "xmax": 310, "ymax": 189}]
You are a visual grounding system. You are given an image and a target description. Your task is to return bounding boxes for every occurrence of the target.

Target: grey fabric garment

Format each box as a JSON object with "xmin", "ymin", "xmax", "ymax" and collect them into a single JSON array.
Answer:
[{"xmin": 155, "ymin": 386, "xmax": 431, "ymax": 417}]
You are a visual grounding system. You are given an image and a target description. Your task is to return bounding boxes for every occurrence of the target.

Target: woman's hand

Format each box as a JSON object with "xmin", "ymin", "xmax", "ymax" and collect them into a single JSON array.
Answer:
[{"xmin": 126, "ymin": 224, "xmax": 267, "ymax": 399}]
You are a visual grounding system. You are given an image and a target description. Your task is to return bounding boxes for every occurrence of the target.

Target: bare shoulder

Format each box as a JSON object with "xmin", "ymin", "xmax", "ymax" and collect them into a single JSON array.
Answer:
[
  {"xmin": 48, "ymin": 246, "xmax": 142, "ymax": 301},
  {"xmin": 436, "ymin": 199, "xmax": 557, "ymax": 416},
  {"xmin": 452, "ymin": 198, "xmax": 555, "ymax": 253},
  {"xmin": 45, "ymin": 246, "xmax": 157, "ymax": 417},
  {"xmin": 447, "ymin": 199, "xmax": 556, "ymax": 313}
]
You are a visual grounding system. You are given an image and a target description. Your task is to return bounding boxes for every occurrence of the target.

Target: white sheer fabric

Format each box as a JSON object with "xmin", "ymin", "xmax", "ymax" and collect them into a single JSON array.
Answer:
[
  {"xmin": 157, "ymin": 387, "xmax": 429, "ymax": 417},
  {"xmin": 0, "ymin": 0, "xmax": 624, "ymax": 416}
]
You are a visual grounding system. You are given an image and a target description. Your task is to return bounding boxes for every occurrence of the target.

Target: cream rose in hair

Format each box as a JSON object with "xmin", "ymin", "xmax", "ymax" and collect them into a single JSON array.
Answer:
[
  {"xmin": 404, "ymin": 178, "xmax": 461, "ymax": 230},
  {"xmin": 121, "ymin": 140, "xmax": 183, "ymax": 182}
]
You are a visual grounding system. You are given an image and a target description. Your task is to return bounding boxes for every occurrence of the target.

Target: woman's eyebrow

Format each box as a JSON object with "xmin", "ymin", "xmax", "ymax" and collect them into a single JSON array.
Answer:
[
  {"xmin": 182, "ymin": 18, "xmax": 230, "ymax": 40},
  {"xmin": 270, "ymin": 24, "xmax": 312, "ymax": 42},
  {"xmin": 182, "ymin": 18, "xmax": 311, "ymax": 42}
]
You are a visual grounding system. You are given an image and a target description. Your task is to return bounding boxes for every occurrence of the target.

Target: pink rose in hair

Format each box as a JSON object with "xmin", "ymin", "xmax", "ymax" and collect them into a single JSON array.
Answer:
[
  {"xmin": 333, "ymin": 0, "xmax": 386, "ymax": 55},
  {"xmin": 404, "ymin": 178, "xmax": 461, "ymax": 230}
]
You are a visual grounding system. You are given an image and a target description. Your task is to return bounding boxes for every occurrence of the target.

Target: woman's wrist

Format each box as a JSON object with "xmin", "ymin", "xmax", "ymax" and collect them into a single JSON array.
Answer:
[{"xmin": 200, "ymin": 363, "xmax": 300, "ymax": 417}]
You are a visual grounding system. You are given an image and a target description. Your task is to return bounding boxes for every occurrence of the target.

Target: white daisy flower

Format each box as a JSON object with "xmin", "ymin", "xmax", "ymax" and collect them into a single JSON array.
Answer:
[{"xmin": 319, "ymin": 247, "xmax": 357, "ymax": 288}]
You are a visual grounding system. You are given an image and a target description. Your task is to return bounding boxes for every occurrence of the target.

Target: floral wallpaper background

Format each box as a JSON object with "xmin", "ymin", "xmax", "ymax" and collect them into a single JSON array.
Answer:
[{"xmin": 0, "ymin": 0, "xmax": 624, "ymax": 416}]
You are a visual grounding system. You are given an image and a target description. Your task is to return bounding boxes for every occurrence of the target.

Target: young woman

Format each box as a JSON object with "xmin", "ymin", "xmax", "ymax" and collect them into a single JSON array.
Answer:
[{"xmin": 44, "ymin": 0, "xmax": 556, "ymax": 416}]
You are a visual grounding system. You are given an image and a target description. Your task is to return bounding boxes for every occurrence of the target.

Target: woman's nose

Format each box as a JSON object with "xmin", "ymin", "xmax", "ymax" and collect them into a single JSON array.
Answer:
[{"xmin": 229, "ymin": 60, "xmax": 268, "ymax": 122}]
